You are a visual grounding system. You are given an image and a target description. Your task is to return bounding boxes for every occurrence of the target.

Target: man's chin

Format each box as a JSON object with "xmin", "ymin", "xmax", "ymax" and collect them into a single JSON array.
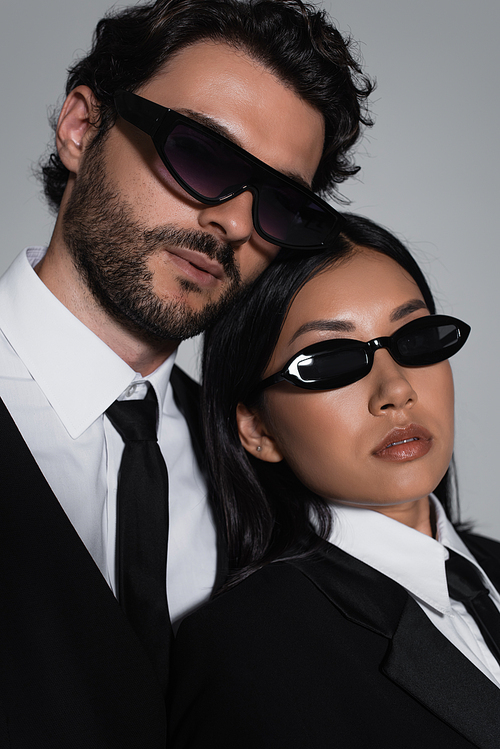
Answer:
[{"xmin": 109, "ymin": 284, "xmax": 243, "ymax": 342}]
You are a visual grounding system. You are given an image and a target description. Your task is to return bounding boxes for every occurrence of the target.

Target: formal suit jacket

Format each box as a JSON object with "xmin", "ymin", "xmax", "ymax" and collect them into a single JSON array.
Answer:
[
  {"xmin": 169, "ymin": 533, "xmax": 500, "ymax": 749},
  {"xmin": 0, "ymin": 365, "xmax": 209, "ymax": 749}
]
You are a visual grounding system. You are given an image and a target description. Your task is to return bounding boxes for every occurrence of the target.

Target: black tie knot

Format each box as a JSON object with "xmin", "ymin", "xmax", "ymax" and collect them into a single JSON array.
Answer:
[
  {"xmin": 445, "ymin": 548, "xmax": 489, "ymax": 604},
  {"xmin": 106, "ymin": 385, "xmax": 158, "ymax": 443}
]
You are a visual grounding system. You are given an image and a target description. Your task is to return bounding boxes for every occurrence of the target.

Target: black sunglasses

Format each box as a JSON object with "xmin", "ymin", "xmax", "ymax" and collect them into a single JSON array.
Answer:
[
  {"xmin": 114, "ymin": 90, "xmax": 342, "ymax": 250},
  {"xmin": 252, "ymin": 315, "xmax": 470, "ymax": 396}
]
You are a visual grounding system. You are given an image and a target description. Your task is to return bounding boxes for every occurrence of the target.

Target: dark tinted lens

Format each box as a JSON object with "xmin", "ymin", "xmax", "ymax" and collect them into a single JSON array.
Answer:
[
  {"xmin": 165, "ymin": 121, "xmax": 337, "ymax": 248},
  {"xmin": 396, "ymin": 323, "xmax": 460, "ymax": 363},
  {"xmin": 258, "ymin": 184, "xmax": 334, "ymax": 245},
  {"xmin": 297, "ymin": 347, "xmax": 369, "ymax": 384},
  {"xmin": 164, "ymin": 123, "xmax": 252, "ymax": 200}
]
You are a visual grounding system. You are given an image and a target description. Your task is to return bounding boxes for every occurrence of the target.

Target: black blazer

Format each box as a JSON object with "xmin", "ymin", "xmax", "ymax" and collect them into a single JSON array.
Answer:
[
  {"xmin": 169, "ymin": 534, "xmax": 500, "ymax": 749},
  {"xmin": 0, "ymin": 366, "xmax": 206, "ymax": 749}
]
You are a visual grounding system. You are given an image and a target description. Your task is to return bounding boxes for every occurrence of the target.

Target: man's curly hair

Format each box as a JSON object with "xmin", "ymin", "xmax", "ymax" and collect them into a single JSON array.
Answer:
[{"xmin": 39, "ymin": 0, "xmax": 374, "ymax": 213}]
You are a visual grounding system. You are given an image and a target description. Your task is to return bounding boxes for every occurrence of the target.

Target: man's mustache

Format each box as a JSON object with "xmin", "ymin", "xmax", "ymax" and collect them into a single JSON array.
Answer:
[{"xmin": 144, "ymin": 226, "xmax": 236, "ymax": 275}]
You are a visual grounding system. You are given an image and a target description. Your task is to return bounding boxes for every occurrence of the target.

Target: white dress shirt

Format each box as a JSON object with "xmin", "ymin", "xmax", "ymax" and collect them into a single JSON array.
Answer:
[
  {"xmin": 328, "ymin": 496, "xmax": 500, "ymax": 687},
  {"xmin": 0, "ymin": 247, "xmax": 217, "ymax": 627}
]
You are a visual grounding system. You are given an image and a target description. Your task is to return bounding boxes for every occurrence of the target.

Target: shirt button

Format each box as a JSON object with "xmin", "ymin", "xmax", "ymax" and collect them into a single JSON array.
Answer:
[{"xmin": 126, "ymin": 384, "xmax": 137, "ymax": 397}]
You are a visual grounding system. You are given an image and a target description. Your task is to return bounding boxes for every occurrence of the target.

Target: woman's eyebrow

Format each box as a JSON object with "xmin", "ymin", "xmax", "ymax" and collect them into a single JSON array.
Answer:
[
  {"xmin": 288, "ymin": 299, "xmax": 428, "ymax": 345},
  {"xmin": 389, "ymin": 299, "xmax": 427, "ymax": 322},
  {"xmin": 288, "ymin": 319, "xmax": 355, "ymax": 345}
]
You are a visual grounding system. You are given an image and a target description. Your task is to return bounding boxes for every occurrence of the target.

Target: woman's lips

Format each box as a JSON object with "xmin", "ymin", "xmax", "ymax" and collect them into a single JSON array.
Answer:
[
  {"xmin": 372, "ymin": 424, "xmax": 433, "ymax": 462},
  {"xmin": 166, "ymin": 246, "xmax": 225, "ymax": 288}
]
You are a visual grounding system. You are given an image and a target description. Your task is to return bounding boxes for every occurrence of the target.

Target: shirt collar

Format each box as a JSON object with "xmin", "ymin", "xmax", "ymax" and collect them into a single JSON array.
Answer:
[
  {"xmin": 0, "ymin": 248, "xmax": 176, "ymax": 438},
  {"xmin": 328, "ymin": 496, "xmax": 474, "ymax": 615}
]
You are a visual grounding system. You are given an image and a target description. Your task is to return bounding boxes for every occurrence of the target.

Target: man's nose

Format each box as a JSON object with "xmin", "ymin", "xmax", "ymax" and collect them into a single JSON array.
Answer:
[{"xmin": 197, "ymin": 190, "xmax": 254, "ymax": 248}]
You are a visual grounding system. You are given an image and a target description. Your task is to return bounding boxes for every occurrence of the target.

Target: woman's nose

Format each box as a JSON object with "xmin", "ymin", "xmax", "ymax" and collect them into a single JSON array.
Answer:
[{"xmin": 368, "ymin": 349, "xmax": 418, "ymax": 416}]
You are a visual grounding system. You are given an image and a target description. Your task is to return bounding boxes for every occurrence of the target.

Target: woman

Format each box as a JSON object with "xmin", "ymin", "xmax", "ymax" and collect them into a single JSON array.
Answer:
[{"xmin": 169, "ymin": 215, "xmax": 500, "ymax": 748}]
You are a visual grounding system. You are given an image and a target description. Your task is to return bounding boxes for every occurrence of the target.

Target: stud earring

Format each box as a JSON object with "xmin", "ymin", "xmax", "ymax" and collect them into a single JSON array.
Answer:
[{"xmin": 256, "ymin": 446, "xmax": 262, "ymax": 452}]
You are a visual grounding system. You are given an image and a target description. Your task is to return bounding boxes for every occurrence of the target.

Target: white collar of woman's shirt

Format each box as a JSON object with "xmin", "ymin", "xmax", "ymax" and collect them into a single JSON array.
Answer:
[{"xmin": 328, "ymin": 496, "xmax": 500, "ymax": 614}]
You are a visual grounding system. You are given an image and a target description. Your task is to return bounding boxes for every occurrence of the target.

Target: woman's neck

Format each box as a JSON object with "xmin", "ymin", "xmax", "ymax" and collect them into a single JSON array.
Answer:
[{"xmin": 370, "ymin": 495, "xmax": 434, "ymax": 537}]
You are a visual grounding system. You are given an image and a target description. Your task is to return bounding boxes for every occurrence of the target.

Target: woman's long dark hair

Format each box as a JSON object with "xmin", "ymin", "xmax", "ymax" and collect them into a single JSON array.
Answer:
[{"xmin": 202, "ymin": 213, "xmax": 460, "ymax": 586}]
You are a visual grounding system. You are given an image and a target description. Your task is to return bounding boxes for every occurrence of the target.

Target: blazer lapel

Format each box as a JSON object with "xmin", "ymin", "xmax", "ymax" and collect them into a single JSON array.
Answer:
[
  {"xmin": 170, "ymin": 364, "xmax": 205, "ymax": 473},
  {"xmin": 292, "ymin": 541, "xmax": 500, "ymax": 749},
  {"xmin": 170, "ymin": 365, "xmax": 229, "ymax": 589},
  {"xmin": 0, "ymin": 397, "xmax": 167, "ymax": 744},
  {"xmin": 382, "ymin": 595, "xmax": 500, "ymax": 749}
]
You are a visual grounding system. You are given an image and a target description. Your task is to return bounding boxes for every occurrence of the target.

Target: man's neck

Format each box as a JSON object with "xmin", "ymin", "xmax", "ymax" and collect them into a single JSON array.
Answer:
[{"xmin": 36, "ymin": 229, "xmax": 177, "ymax": 376}]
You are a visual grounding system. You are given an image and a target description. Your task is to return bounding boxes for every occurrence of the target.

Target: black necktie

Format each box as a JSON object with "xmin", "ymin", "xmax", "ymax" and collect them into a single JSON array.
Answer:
[
  {"xmin": 445, "ymin": 548, "xmax": 500, "ymax": 667},
  {"xmin": 106, "ymin": 383, "xmax": 172, "ymax": 694}
]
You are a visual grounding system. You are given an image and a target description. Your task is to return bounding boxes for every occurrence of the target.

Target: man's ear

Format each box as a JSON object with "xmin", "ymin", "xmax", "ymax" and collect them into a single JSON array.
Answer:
[
  {"xmin": 236, "ymin": 402, "xmax": 283, "ymax": 463},
  {"xmin": 56, "ymin": 85, "xmax": 100, "ymax": 174}
]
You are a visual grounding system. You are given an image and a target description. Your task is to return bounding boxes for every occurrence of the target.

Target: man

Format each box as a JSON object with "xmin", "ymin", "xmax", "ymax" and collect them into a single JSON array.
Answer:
[{"xmin": 0, "ymin": 0, "xmax": 372, "ymax": 746}]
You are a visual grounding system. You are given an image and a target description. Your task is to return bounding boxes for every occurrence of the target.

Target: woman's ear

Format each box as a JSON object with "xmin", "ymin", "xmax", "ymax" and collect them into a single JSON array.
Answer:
[
  {"xmin": 236, "ymin": 402, "xmax": 283, "ymax": 463},
  {"xmin": 56, "ymin": 85, "xmax": 100, "ymax": 174}
]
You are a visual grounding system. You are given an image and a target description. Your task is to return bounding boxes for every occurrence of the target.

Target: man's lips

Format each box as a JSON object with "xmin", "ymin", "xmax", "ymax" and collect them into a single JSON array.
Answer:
[
  {"xmin": 166, "ymin": 246, "xmax": 225, "ymax": 286},
  {"xmin": 372, "ymin": 424, "xmax": 433, "ymax": 462}
]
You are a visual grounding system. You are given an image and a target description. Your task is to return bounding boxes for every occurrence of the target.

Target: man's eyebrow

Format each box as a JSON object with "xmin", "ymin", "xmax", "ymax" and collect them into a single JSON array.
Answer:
[
  {"xmin": 389, "ymin": 298, "xmax": 427, "ymax": 322},
  {"xmin": 289, "ymin": 319, "xmax": 355, "ymax": 345},
  {"xmin": 178, "ymin": 108, "xmax": 312, "ymax": 189}
]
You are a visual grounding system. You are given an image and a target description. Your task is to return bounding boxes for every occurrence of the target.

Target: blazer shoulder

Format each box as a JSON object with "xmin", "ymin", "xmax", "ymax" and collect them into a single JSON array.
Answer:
[
  {"xmin": 459, "ymin": 529, "xmax": 500, "ymax": 559},
  {"xmin": 177, "ymin": 562, "xmax": 314, "ymax": 632},
  {"xmin": 459, "ymin": 529, "xmax": 500, "ymax": 594}
]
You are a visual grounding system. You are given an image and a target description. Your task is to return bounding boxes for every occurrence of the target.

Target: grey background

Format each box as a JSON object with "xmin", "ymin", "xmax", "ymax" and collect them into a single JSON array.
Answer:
[{"xmin": 2, "ymin": 1, "xmax": 499, "ymax": 537}]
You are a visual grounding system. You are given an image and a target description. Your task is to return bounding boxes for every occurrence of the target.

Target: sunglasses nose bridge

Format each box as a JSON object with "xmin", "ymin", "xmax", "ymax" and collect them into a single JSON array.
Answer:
[
  {"xmin": 219, "ymin": 183, "xmax": 274, "ymax": 246},
  {"xmin": 218, "ymin": 184, "xmax": 262, "ymax": 236},
  {"xmin": 367, "ymin": 337, "xmax": 387, "ymax": 354},
  {"xmin": 217, "ymin": 182, "xmax": 254, "ymax": 203},
  {"xmin": 366, "ymin": 336, "xmax": 398, "ymax": 370}
]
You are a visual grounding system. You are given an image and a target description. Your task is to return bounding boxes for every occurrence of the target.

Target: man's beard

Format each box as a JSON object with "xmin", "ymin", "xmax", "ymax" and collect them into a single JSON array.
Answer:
[{"xmin": 62, "ymin": 141, "xmax": 243, "ymax": 342}]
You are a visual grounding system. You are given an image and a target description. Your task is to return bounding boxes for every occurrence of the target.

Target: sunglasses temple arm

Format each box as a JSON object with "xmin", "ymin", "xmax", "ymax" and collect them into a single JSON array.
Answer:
[
  {"xmin": 323, "ymin": 213, "xmax": 347, "ymax": 245},
  {"xmin": 248, "ymin": 372, "xmax": 285, "ymax": 400},
  {"xmin": 115, "ymin": 90, "xmax": 164, "ymax": 137}
]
